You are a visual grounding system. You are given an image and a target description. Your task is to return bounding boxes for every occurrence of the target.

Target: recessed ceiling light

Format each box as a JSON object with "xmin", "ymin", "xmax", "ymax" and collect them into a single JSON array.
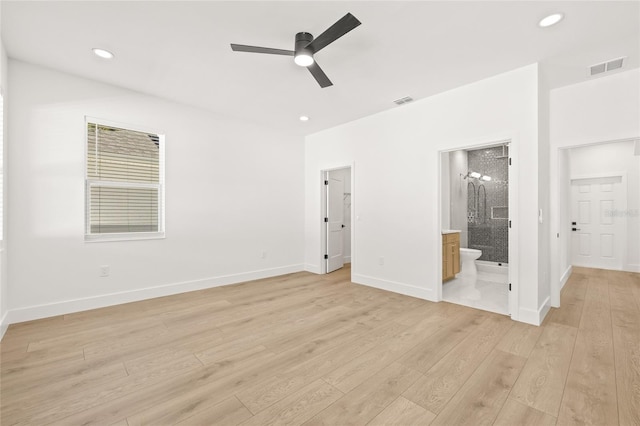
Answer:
[
  {"xmin": 538, "ymin": 13, "xmax": 564, "ymax": 28},
  {"xmin": 299, "ymin": 116, "xmax": 310, "ymax": 122},
  {"xmin": 92, "ymin": 48, "xmax": 114, "ymax": 59}
]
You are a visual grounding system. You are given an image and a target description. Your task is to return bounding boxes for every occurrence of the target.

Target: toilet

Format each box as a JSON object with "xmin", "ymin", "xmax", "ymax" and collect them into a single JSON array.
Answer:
[{"xmin": 459, "ymin": 248, "xmax": 482, "ymax": 275}]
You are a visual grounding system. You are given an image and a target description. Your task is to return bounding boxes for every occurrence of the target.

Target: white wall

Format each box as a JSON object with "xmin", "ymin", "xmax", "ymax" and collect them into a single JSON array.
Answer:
[
  {"xmin": 550, "ymin": 68, "xmax": 640, "ymax": 298},
  {"xmin": 0, "ymin": 1, "xmax": 9, "ymax": 337},
  {"xmin": 558, "ymin": 149, "xmax": 570, "ymax": 281},
  {"xmin": 305, "ymin": 64, "xmax": 543, "ymax": 324},
  {"xmin": 6, "ymin": 61, "xmax": 305, "ymax": 323},
  {"xmin": 537, "ymin": 72, "xmax": 551, "ymax": 316},
  {"xmin": 568, "ymin": 141, "xmax": 640, "ymax": 271},
  {"xmin": 449, "ymin": 150, "xmax": 468, "ymax": 248},
  {"xmin": 551, "ymin": 69, "xmax": 640, "ymax": 148},
  {"xmin": 440, "ymin": 153, "xmax": 450, "ymax": 232}
]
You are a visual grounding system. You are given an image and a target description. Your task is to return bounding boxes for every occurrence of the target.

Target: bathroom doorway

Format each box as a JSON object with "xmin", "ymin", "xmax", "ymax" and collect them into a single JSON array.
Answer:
[{"xmin": 439, "ymin": 141, "xmax": 513, "ymax": 316}]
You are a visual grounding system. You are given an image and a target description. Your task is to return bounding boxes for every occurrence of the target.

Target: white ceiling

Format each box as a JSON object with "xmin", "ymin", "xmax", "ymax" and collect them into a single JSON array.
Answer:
[{"xmin": 2, "ymin": 1, "xmax": 639, "ymax": 138}]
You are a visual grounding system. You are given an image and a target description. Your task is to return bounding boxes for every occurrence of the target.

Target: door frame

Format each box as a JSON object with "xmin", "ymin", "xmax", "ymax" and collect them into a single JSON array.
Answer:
[
  {"xmin": 550, "ymin": 137, "xmax": 639, "ymax": 309},
  {"xmin": 569, "ymin": 171, "xmax": 628, "ymax": 270},
  {"xmin": 320, "ymin": 165, "xmax": 354, "ymax": 275},
  {"xmin": 437, "ymin": 138, "xmax": 518, "ymax": 319}
]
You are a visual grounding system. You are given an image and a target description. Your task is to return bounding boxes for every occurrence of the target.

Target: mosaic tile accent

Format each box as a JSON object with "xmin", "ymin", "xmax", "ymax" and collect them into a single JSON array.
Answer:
[{"xmin": 467, "ymin": 146, "xmax": 509, "ymax": 263}]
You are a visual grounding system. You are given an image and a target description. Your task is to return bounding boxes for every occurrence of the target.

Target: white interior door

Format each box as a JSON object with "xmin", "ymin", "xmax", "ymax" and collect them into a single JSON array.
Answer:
[
  {"xmin": 570, "ymin": 176, "xmax": 625, "ymax": 270},
  {"xmin": 326, "ymin": 171, "xmax": 345, "ymax": 273}
]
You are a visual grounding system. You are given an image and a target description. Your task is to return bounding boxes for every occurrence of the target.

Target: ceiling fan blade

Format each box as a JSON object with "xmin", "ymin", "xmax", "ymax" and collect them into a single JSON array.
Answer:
[
  {"xmin": 306, "ymin": 13, "xmax": 361, "ymax": 54},
  {"xmin": 230, "ymin": 44, "xmax": 294, "ymax": 56},
  {"xmin": 308, "ymin": 61, "xmax": 333, "ymax": 88}
]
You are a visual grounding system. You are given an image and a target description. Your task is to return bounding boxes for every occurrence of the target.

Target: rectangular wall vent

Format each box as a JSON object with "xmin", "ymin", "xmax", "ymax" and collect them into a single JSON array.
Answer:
[
  {"xmin": 393, "ymin": 96, "xmax": 413, "ymax": 105},
  {"xmin": 590, "ymin": 63, "xmax": 606, "ymax": 76},
  {"xmin": 606, "ymin": 57, "xmax": 624, "ymax": 71},
  {"xmin": 589, "ymin": 57, "xmax": 625, "ymax": 77}
]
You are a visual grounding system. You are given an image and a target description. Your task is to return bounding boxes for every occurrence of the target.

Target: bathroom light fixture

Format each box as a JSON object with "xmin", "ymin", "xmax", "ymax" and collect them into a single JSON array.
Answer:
[
  {"xmin": 481, "ymin": 175, "xmax": 492, "ymax": 181},
  {"xmin": 538, "ymin": 13, "xmax": 564, "ymax": 28},
  {"xmin": 299, "ymin": 115, "xmax": 310, "ymax": 122},
  {"xmin": 92, "ymin": 48, "xmax": 114, "ymax": 59},
  {"xmin": 469, "ymin": 172, "xmax": 481, "ymax": 179}
]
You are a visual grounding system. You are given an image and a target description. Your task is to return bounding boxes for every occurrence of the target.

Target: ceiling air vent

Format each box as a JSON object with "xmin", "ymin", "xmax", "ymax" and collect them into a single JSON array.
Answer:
[
  {"xmin": 589, "ymin": 57, "xmax": 625, "ymax": 77},
  {"xmin": 393, "ymin": 96, "xmax": 413, "ymax": 106}
]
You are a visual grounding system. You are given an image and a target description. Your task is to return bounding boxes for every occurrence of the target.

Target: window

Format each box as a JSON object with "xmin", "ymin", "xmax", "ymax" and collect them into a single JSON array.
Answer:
[{"xmin": 85, "ymin": 118, "xmax": 164, "ymax": 241}]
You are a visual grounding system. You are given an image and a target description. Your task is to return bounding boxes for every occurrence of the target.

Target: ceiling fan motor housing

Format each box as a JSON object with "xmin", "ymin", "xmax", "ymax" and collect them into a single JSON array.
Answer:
[
  {"xmin": 295, "ymin": 32, "xmax": 314, "ymax": 58},
  {"xmin": 230, "ymin": 14, "xmax": 361, "ymax": 87}
]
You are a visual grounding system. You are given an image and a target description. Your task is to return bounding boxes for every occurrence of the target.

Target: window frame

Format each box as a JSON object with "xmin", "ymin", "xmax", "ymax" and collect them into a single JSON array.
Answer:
[{"xmin": 84, "ymin": 117, "xmax": 165, "ymax": 243}]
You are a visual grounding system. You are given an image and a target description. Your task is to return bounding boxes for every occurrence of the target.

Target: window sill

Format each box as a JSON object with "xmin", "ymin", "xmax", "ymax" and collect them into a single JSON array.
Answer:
[{"xmin": 85, "ymin": 232, "xmax": 165, "ymax": 243}]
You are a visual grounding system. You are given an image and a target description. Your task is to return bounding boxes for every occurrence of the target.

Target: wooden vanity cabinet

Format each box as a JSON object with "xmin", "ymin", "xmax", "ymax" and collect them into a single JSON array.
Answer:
[{"xmin": 442, "ymin": 233, "xmax": 460, "ymax": 281}]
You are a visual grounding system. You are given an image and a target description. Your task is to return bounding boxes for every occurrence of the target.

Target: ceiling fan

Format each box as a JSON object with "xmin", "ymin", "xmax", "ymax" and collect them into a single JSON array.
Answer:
[{"xmin": 230, "ymin": 13, "xmax": 361, "ymax": 88}]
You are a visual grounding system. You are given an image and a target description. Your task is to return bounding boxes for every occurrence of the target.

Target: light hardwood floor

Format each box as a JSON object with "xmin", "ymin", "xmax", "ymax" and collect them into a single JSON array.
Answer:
[{"xmin": 1, "ymin": 265, "xmax": 638, "ymax": 425}]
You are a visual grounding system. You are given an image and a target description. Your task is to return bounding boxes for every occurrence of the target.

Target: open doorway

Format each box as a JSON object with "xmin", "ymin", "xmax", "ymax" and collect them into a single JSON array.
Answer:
[
  {"xmin": 321, "ymin": 166, "xmax": 352, "ymax": 274},
  {"xmin": 557, "ymin": 139, "xmax": 639, "ymax": 275},
  {"xmin": 439, "ymin": 141, "xmax": 514, "ymax": 316}
]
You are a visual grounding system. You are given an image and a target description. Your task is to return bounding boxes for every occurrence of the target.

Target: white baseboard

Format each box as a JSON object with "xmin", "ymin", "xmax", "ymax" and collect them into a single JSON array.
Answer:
[
  {"xmin": 344, "ymin": 256, "xmax": 351, "ymax": 263},
  {"xmin": 626, "ymin": 264, "xmax": 640, "ymax": 273},
  {"xmin": 0, "ymin": 311, "xmax": 8, "ymax": 341},
  {"xmin": 517, "ymin": 307, "xmax": 539, "ymax": 325},
  {"xmin": 304, "ymin": 264, "xmax": 322, "ymax": 274},
  {"xmin": 538, "ymin": 296, "xmax": 551, "ymax": 324},
  {"xmin": 518, "ymin": 295, "xmax": 551, "ymax": 326},
  {"xmin": 352, "ymin": 274, "xmax": 435, "ymax": 301},
  {"xmin": 560, "ymin": 265, "xmax": 573, "ymax": 292},
  {"xmin": 5, "ymin": 264, "xmax": 304, "ymax": 325}
]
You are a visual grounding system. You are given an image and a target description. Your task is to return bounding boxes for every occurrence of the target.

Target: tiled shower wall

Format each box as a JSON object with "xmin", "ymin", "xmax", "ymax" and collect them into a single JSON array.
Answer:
[{"xmin": 467, "ymin": 145, "xmax": 509, "ymax": 263}]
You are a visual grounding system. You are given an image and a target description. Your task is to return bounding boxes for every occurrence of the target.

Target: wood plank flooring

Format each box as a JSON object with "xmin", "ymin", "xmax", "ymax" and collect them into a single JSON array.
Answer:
[{"xmin": 1, "ymin": 265, "xmax": 638, "ymax": 425}]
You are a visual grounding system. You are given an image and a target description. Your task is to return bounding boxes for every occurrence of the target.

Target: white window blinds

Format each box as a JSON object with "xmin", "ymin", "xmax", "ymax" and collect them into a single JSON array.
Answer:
[{"xmin": 86, "ymin": 121, "xmax": 164, "ymax": 238}]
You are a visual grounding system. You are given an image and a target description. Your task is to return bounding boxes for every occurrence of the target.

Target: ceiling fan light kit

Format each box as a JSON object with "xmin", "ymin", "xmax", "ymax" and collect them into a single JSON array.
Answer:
[{"xmin": 230, "ymin": 13, "xmax": 361, "ymax": 88}]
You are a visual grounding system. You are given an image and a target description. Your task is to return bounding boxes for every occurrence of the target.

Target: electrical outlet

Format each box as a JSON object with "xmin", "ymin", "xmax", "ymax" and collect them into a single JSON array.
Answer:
[
  {"xmin": 378, "ymin": 257, "xmax": 384, "ymax": 266},
  {"xmin": 100, "ymin": 265, "xmax": 110, "ymax": 277},
  {"xmin": 261, "ymin": 251, "xmax": 267, "ymax": 259}
]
